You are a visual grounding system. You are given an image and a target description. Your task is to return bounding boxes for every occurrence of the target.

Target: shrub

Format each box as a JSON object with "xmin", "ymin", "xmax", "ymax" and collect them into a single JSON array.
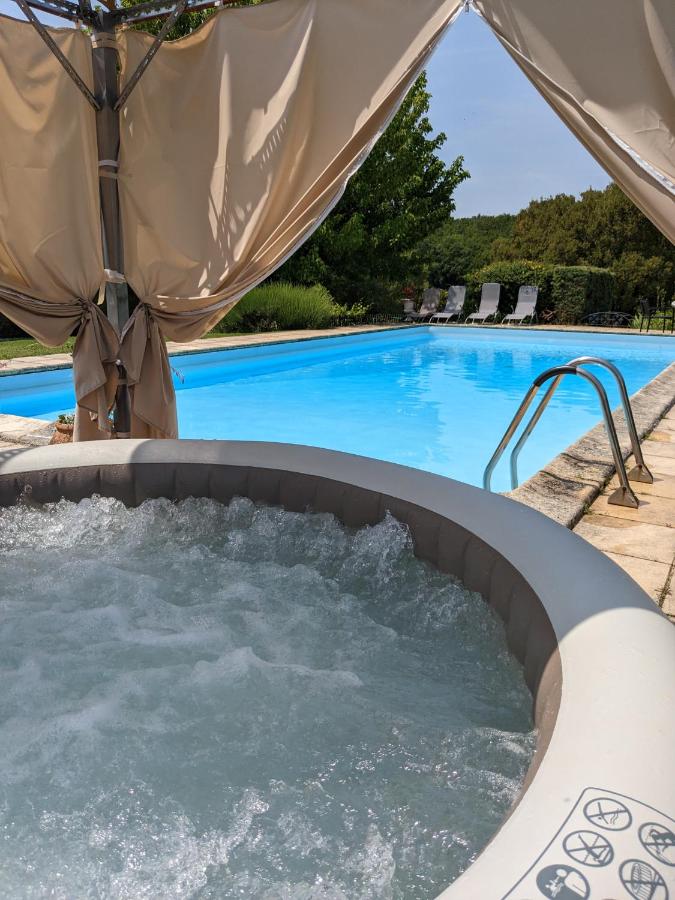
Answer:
[
  {"xmin": 551, "ymin": 266, "xmax": 616, "ymax": 324},
  {"xmin": 332, "ymin": 301, "xmax": 371, "ymax": 323},
  {"xmin": 217, "ymin": 283, "xmax": 338, "ymax": 333},
  {"xmin": 465, "ymin": 260, "xmax": 555, "ymax": 317},
  {"xmin": 464, "ymin": 259, "xmax": 616, "ymax": 324},
  {"xmin": 612, "ymin": 252, "xmax": 674, "ymax": 313},
  {"xmin": 323, "ymin": 275, "xmax": 403, "ymax": 317}
]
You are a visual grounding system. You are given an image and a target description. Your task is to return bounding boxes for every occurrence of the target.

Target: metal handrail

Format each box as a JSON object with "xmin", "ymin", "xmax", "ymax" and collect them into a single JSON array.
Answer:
[
  {"xmin": 483, "ymin": 363, "xmax": 639, "ymax": 508},
  {"xmin": 509, "ymin": 356, "xmax": 653, "ymax": 490}
]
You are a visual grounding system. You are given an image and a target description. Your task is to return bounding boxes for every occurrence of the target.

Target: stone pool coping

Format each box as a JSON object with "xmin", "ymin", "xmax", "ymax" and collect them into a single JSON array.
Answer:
[
  {"xmin": 509, "ymin": 360, "xmax": 675, "ymax": 528},
  {"xmin": 0, "ymin": 323, "xmax": 405, "ymax": 378},
  {"xmin": 0, "ymin": 439, "xmax": 673, "ymax": 898}
]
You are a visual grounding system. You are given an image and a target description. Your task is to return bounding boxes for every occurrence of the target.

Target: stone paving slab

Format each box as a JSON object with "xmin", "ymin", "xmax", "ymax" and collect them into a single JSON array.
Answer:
[
  {"xmin": 0, "ymin": 412, "xmax": 54, "ymax": 446},
  {"xmin": 589, "ymin": 490, "xmax": 674, "ymax": 527},
  {"xmin": 647, "ymin": 454, "xmax": 675, "ymax": 476},
  {"xmin": 604, "ymin": 471, "xmax": 675, "ymax": 500},
  {"xmin": 639, "ymin": 436, "xmax": 675, "ymax": 457},
  {"xmin": 603, "ymin": 551, "xmax": 672, "ymax": 604},
  {"xmin": 574, "ymin": 514, "xmax": 675, "ymax": 565},
  {"xmin": 0, "ymin": 352, "xmax": 73, "ymax": 374},
  {"xmin": 573, "ymin": 407, "xmax": 675, "ymax": 622}
]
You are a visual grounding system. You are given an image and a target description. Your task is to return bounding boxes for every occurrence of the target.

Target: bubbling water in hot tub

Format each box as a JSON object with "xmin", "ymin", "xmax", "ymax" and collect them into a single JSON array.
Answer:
[{"xmin": 0, "ymin": 495, "xmax": 534, "ymax": 899}]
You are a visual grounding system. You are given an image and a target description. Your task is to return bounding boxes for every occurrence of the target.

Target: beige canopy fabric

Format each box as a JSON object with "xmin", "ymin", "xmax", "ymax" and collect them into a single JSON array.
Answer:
[
  {"xmin": 474, "ymin": 0, "xmax": 675, "ymax": 243},
  {"xmin": 0, "ymin": 14, "xmax": 102, "ymax": 303},
  {"xmin": 0, "ymin": 290, "xmax": 119, "ymax": 439},
  {"xmin": 1, "ymin": 0, "xmax": 673, "ymax": 443},
  {"xmin": 0, "ymin": 14, "xmax": 116, "ymax": 437},
  {"xmin": 115, "ymin": 0, "xmax": 463, "ymax": 437}
]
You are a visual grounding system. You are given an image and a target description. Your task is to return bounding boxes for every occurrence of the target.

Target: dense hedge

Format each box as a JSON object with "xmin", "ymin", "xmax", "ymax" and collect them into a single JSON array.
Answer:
[
  {"xmin": 465, "ymin": 260, "xmax": 555, "ymax": 316},
  {"xmin": 216, "ymin": 282, "xmax": 341, "ymax": 333},
  {"xmin": 551, "ymin": 265, "xmax": 615, "ymax": 324},
  {"xmin": 464, "ymin": 259, "xmax": 616, "ymax": 323}
]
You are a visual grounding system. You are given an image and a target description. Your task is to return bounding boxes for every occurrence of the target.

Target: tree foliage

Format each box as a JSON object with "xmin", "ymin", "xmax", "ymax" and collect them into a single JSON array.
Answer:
[
  {"xmin": 423, "ymin": 185, "xmax": 675, "ymax": 310},
  {"xmin": 419, "ymin": 214, "xmax": 514, "ymax": 286},
  {"xmin": 276, "ymin": 74, "xmax": 469, "ymax": 308}
]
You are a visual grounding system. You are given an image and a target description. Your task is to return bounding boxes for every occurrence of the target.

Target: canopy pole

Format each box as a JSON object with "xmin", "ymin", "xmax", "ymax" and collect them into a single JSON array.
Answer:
[{"xmin": 92, "ymin": 13, "xmax": 131, "ymax": 435}]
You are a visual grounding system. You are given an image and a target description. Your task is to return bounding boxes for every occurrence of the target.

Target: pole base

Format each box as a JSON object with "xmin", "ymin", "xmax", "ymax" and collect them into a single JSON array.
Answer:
[
  {"xmin": 627, "ymin": 463, "xmax": 653, "ymax": 484},
  {"xmin": 607, "ymin": 485, "xmax": 639, "ymax": 508}
]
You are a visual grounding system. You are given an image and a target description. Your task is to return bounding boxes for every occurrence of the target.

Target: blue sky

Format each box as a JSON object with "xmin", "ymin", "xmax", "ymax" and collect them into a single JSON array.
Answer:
[
  {"xmin": 426, "ymin": 9, "xmax": 611, "ymax": 217},
  {"xmin": 1, "ymin": 1, "xmax": 612, "ymax": 219}
]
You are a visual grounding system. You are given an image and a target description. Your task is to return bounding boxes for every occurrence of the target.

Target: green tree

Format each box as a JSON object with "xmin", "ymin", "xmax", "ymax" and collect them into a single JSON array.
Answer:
[
  {"xmin": 276, "ymin": 74, "xmax": 469, "ymax": 307},
  {"xmin": 501, "ymin": 185, "xmax": 673, "ymax": 270},
  {"xmin": 500, "ymin": 193, "xmax": 581, "ymax": 264},
  {"xmin": 420, "ymin": 213, "xmax": 515, "ymax": 286},
  {"xmin": 480, "ymin": 185, "xmax": 674, "ymax": 310}
]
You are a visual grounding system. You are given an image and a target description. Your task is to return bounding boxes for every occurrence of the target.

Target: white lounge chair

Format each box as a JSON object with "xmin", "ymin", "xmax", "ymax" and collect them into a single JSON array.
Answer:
[
  {"xmin": 407, "ymin": 287, "xmax": 441, "ymax": 322},
  {"xmin": 502, "ymin": 285, "xmax": 539, "ymax": 325},
  {"xmin": 466, "ymin": 283, "xmax": 501, "ymax": 324},
  {"xmin": 430, "ymin": 286, "xmax": 466, "ymax": 324}
]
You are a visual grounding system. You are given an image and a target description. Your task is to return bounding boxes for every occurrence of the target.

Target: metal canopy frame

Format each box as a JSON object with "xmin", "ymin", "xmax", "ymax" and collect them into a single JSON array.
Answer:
[
  {"xmin": 10, "ymin": 0, "xmax": 246, "ymax": 433},
  {"xmin": 13, "ymin": 0, "xmax": 245, "ymax": 25}
]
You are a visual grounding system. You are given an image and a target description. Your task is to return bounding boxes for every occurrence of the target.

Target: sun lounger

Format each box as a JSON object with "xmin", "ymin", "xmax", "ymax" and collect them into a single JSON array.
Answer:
[
  {"xmin": 502, "ymin": 285, "xmax": 538, "ymax": 325},
  {"xmin": 407, "ymin": 287, "xmax": 441, "ymax": 322},
  {"xmin": 466, "ymin": 283, "xmax": 501, "ymax": 323},
  {"xmin": 430, "ymin": 286, "xmax": 466, "ymax": 324}
]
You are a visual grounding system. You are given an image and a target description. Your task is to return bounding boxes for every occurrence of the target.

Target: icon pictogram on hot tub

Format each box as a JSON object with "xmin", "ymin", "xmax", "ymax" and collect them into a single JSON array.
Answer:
[
  {"xmin": 639, "ymin": 823, "xmax": 675, "ymax": 867},
  {"xmin": 583, "ymin": 796, "xmax": 633, "ymax": 831},
  {"xmin": 619, "ymin": 858, "xmax": 669, "ymax": 900},
  {"xmin": 563, "ymin": 830, "xmax": 614, "ymax": 867},
  {"xmin": 536, "ymin": 864, "xmax": 590, "ymax": 898}
]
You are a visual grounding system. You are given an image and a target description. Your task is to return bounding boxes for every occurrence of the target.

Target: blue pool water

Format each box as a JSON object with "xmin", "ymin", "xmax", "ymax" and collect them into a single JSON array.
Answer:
[{"xmin": 1, "ymin": 327, "xmax": 672, "ymax": 491}]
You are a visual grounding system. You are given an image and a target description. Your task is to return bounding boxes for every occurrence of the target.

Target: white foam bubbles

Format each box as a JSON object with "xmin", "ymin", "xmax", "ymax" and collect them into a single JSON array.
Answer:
[{"xmin": 0, "ymin": 496, "xmax": 535, "ymax": 898}]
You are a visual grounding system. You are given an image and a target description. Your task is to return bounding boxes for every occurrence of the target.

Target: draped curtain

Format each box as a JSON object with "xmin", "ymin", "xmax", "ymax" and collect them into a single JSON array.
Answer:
[
  {"xmin": 0, "ymin": 14, "xmax": 119, "ymax": 437},
  {"xmin": 0, "ymin": 0, "xmax": 673, "ymax": 442},
  {"xmin": 474, "ymin": 0, "xmax": 675, "ymax": 242},
  {"xmin": 115, "ymin": 0, "xmax": 464, "ymax": 438}
]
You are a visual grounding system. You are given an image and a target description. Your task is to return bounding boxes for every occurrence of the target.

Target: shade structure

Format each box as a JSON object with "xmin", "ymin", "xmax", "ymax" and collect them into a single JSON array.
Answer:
[
  {"xmin": 0, "ymin": 0, "xmax": 464, "ymax": 438},
  {"xmin": 0, "ymin": 0, "xmax": 673, "ymax": 441}
]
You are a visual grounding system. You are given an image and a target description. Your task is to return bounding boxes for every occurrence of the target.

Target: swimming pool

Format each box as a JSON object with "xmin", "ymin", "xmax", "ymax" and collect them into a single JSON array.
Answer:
[{"xmin": 1, "ymin": 326, "xmax": 673, "ymax": 491}]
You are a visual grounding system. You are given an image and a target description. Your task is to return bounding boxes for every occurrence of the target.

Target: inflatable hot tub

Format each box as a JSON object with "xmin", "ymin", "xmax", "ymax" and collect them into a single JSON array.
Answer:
[{"xmin": 0, "ymin": 439, "xmax": 673, "ymax": 898}]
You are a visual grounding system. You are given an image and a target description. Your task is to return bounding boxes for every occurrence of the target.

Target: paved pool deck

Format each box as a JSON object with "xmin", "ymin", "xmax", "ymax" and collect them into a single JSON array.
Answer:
[
  {"xmin": 0, "ymin": 323, "xmax": 673, "ymax": 621},
  {"xmin": 573, "ymin": 404, "xmax": 675, "ymax": 620}
]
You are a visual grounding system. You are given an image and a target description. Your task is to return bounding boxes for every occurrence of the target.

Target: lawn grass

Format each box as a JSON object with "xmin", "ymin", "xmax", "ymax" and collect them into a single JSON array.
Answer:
[
  {"xmin": 0, "ymin": 331, "xmax": 240, "ymax": 362},
  {"xmin": 0, "ymin": 338, "xmax": 75, "ymax": 360}
]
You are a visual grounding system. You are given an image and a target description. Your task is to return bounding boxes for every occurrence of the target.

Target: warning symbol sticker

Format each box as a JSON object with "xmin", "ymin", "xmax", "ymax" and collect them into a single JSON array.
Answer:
[
  {"xmin": 584, "ymin": 796, "xmax": 633, "ymax": 831},
  {"xmin": 619, "ymin": 858, "xmax": 669, "ymax": 900},
  {"xmin": 503, "ymin": 789, "xmax": 675, "ymax": 899},
  {"xmin": 640, "ymin": 824, "xmax": 675, "ymax": 868},
  {"xmin": 563, "ymin": 830, "xmax": 614, "ymax": 867},
  {"xmin": 536, "ymin": 864, "xmax": 589, "ymax": 898}
]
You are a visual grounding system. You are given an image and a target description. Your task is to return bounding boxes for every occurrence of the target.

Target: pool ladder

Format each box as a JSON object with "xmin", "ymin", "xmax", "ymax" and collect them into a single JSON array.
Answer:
[{"xmin": 483, "ymin": 357, "xmax": 653, "ymax": 508}]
